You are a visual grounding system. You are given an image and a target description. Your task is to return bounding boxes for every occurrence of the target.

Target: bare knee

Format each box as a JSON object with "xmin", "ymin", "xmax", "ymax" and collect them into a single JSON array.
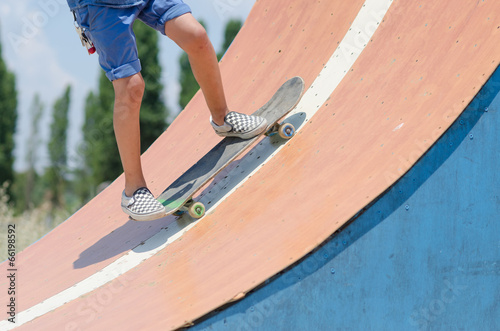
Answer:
[
  {"xmin": 164, "ymin": 14, "xmax": 214, "ymax": 54},
  {"xmin": 180, "ymin": 24, "xmax": 212, "ymax": 54},
  {"xmin": 113, "ymin": 74, "xmax": 145, "ymax": 108}
]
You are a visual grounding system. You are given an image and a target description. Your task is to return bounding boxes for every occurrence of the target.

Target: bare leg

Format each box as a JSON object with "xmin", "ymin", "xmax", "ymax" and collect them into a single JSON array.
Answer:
[
  {"xmin": 164, "ymin": 13, "xmax": 228, "ymax": 125},
  {"xmin": 112, "ymin": 73, "xmax": 147, "ymax": 196}
]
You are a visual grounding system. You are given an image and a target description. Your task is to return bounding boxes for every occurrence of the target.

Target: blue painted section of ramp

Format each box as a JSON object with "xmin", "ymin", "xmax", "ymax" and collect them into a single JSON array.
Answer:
[{"xmin": 192, "ymin": 66, "xmax": 500, "ymax": 330}]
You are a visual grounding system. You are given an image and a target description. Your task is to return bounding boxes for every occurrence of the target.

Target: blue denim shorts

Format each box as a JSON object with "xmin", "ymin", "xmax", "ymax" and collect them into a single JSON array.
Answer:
[{"xmin": 74, "ymin": 0, "xmax": 191, "ymax": 81}]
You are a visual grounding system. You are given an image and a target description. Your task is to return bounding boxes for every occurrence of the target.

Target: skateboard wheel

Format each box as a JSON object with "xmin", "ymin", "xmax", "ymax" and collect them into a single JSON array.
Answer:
[
  {"xmin": 188, "ymin": 202, "xmax": 205, "ymax": 219},
  {"xmin": 265, "ymin": 124, "xmax": 278, "ymax": 137},
  {"xmin": 278, "ymin": 123, "xmax": 295, "ymax": 139}
]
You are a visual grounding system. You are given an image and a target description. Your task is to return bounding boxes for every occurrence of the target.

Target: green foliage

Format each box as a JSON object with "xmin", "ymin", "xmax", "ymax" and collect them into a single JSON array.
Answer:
[
  {"xmin": 178, "ymin": 52, "xmax": 198, "ymax": 110},
  {"xmin": 48, "ymin": 85, "xmax": 71, "ymax": 169},
  {"xmin": 11, "ymin": 94, "xmax": 44, "ymax": 212},
  {"xmin": 46, "ymin": 85, "xmax": 71, "ymax": 208},
  {"xmin": 79, "ymin": 77, "xmax": 118, "ymax": 199},
  {"xmin": 88, "ymin": 73, "xmax": 117, "ymax": 184},
  {"xmin": 26, "ymin": 95, "xmax": 44, "ymax": 171},
  {"xmin": 217, "ymin": 19, "xmax": 242, "ymax": 60},
  {"xmin": 134, "ymin": 20, "xmax": 168, "ymax": 152},
  {"xmin": 0, "ymin": 182, "xmax": 69, "ymax": 261},
  {"xmin": 0, "ymin": 41, "xmax": 18, "ymax": 197},
  {"xmin": 11, "ymin": 171, "xmax": 46, "ymax": 213}
]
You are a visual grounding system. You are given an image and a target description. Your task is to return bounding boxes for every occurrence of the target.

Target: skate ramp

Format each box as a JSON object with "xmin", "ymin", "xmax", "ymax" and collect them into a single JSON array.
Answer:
[{"xmin": 1, "ymin": 0, "xmax": 499, "ymax": 329}]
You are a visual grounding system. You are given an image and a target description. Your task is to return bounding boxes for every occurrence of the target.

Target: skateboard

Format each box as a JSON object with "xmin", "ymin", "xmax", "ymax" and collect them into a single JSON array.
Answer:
[{"xmin": 157, "ymin": 76, "xmax": 305, "ymax": 218}]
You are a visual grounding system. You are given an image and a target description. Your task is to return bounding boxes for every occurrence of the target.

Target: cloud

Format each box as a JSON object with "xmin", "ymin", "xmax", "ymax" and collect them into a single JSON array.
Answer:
[{"xmin": 0, "ymin": 3, "xmax": 12, "ymax": 17}]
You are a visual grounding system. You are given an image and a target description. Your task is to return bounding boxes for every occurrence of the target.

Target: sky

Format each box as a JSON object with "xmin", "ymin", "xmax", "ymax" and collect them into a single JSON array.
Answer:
[{"xmin": 0, "ymin": 0, "xmax": 255, "ymax": 172}]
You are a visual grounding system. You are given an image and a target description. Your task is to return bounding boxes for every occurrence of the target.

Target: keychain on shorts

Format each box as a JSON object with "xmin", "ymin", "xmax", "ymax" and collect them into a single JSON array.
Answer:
[{"xmin": 73, "ymin": 12, "xmax": 96, "ymax": 55}]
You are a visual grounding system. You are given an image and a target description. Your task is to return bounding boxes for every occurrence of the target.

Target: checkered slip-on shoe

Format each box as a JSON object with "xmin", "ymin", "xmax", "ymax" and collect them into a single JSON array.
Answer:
[
  {"xmin": 121, "ymin": 187, "xmax": 166, "ymax": 221},
  {"xmin": 211, "ymin": 111, "xmax": 268, "ymax": 139}
]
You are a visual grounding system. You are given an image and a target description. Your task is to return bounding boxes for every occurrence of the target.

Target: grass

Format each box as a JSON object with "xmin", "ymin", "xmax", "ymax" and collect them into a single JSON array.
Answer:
[{"xmin": 0, "ymin": 183, "xmax": 69, "ymax": 262}]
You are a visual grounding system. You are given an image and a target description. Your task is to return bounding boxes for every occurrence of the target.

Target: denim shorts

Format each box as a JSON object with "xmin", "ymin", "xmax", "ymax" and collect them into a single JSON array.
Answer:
[{"xmin": 74, "ymin": 0, "xmax": 191, "ymax": 81}]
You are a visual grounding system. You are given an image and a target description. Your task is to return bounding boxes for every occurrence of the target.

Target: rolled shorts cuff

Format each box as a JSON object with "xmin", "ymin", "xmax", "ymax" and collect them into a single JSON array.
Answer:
[
  {"xmin": 105, "ymin": 59, "xmax": 142, "ymax": 81},
  {"xmin": 157, "ymin": 3, "xmax": 192, "ymax": 35}
]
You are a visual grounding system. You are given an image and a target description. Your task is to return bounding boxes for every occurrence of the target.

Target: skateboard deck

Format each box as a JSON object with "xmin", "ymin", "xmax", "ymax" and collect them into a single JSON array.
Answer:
[{"xmin": 157, "ymin": 76, "xmax": 305, "ymax": 218}]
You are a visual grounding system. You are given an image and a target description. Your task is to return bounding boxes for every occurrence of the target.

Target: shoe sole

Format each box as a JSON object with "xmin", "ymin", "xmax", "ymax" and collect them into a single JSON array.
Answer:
[
  {"xmin": 122, "ymin": 207, "xmax": 166, "ymax": 222},
  {"xmin": 217, "ymin": 119, "xmax": 268, "ymax": 139}
]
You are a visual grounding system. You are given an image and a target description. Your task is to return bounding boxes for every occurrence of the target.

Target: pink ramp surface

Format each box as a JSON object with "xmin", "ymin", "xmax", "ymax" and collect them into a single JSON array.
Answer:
[{"xmin": 3, "ymin": 0, "xmax": 500, "ymax": 330}]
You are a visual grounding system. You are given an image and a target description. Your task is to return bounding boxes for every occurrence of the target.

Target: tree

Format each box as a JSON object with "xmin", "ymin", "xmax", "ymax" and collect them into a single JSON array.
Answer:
[
  {"xmin": 217, "ymin": 19, "xmax": 242, "ymax": 60},
  {"xmin": 24, "ymin": 94, "xmax": 44, "ymax": 209},
  {"xmin": 134, "ymin": 20, "xmax": 168, "ymax": 152},
  {"xmin": 0, "ymin": 40, "xmax": 18, "ymax": 198},
  {"xmin": 79, "ymin": 74, "xmax": 117, "ymax": 197},
  {"xmin": 46, "ymin": 85, "xmax": 71, "ymax": 208},
  {"xmin": 10, "ymin": 94, "xmax": 45, "ymax": 213}
]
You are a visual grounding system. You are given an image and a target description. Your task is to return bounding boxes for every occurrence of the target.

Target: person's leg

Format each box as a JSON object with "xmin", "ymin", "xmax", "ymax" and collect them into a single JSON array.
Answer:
[
  {"xmin": 112, "ymin": 73, "xmax": 147, "ymax": 197},
  {"xmin": 113, "ymin": 73, "xmax": 166, "ymax": 221},
  {"xmin": 137, "ymin": 2, "xmax": 266, "ymax": 139},
  {"xmin": 161, "ymin": 12, "xmax": 267, "ymax": 138},
  {"xmin": 114, "ymin": 73, "xmax": 165, "ymax": 221},
  {"xmin": 75, "ymin": 5, "xmax": 148, "ymax": 196},
  {"xmin": 164, "ymin": 14, "xmax": 228, "ymax": 126},
  {"xmin": 74, "ymin": 5, "xmax": 165, "ymax": 221}
]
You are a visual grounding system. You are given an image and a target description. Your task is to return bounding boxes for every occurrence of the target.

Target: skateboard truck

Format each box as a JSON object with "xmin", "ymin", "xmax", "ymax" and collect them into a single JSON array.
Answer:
[
  {"xmin": 265, "ymin": 122, "xmax": 296, "ymax": 139},
  {"xmin": 172, "ymin": 198, "xmax": 206, "ymax": 219}
]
